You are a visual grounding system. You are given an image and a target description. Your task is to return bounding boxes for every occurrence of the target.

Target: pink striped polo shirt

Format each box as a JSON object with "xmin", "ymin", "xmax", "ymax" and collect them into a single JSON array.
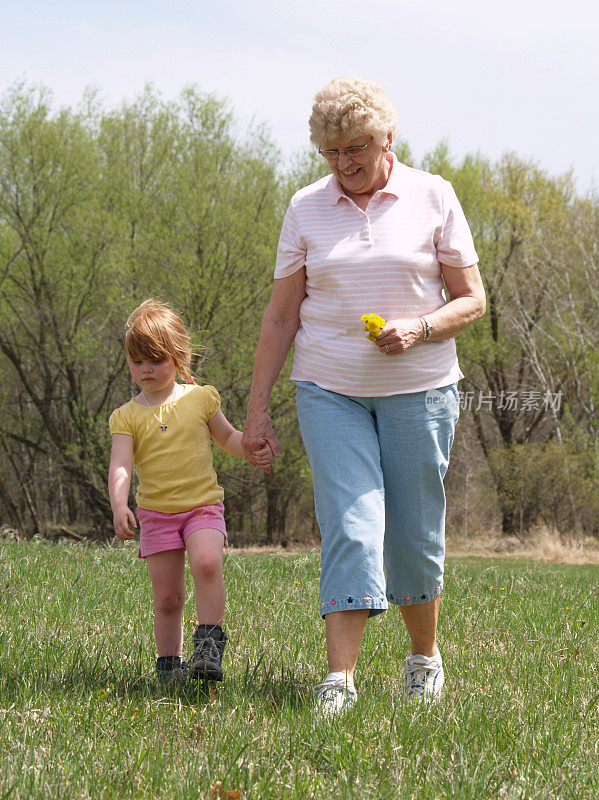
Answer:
[{"xmin": 274, "ymin": 154, "xmax": 478, "ymax": 396}]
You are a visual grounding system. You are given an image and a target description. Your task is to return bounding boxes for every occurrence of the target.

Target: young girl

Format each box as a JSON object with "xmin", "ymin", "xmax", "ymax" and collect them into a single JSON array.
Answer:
[{"xmin": 108, "ymin": 299, "xmax": 272, "ymax": 683}]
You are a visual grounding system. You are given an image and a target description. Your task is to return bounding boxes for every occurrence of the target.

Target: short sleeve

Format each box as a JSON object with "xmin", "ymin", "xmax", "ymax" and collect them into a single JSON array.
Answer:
[
  {"xmin": 435, "ymin": 180, "xmax": 479, "ymax": 268},
  {"xmin": 202, "ymin": 385, "xmax": 221, "ymax": 421},
  {"xmin": 109, "ymin": 405, "xmax": 134, "ymax": 436},
  {"xmin": 274, "ymin": 202, "xmax": 307, "ymax": 279}
]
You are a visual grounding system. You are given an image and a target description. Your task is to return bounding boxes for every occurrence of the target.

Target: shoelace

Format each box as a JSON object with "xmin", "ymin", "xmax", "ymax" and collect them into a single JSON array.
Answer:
[
  {"xmin": 194, "ymin": 637, "xmax": 220, "ymax": 661},
  {"xmin": 405, "ymin": 661, "xmax": 440, "ymax": 694},
  {"xmin": 314, "ymin": 679, "xmax": 354, "ymax": 698}
]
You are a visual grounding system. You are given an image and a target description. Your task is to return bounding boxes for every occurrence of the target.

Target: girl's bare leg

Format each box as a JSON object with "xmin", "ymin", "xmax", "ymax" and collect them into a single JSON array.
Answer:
[
  {"xmin": 146, "ymin": 549, "xmax": 186, "ymax": 656},
  {"xmin": 185, "ymin": 530, "xmax": 226, "ymax": 626}
]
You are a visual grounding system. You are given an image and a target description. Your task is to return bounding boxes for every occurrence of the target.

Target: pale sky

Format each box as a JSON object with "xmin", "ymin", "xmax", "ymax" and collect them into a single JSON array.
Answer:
[{"xmin": 1, "ymin": 0, "xmax": 598, "ymax": 192}]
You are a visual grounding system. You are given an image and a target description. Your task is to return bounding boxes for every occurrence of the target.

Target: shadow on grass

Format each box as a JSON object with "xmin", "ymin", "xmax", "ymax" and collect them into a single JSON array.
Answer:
[{"xmin": 0, "ymin": 661, "xmax": 311, "ymax": 711}]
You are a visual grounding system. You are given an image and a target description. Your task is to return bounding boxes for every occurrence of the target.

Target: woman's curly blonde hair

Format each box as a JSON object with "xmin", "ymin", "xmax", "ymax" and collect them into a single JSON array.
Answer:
[
  {"xmin": 309, "ymin": 76, "xmax": 398, "ymax": 149},
  {"xmin": 124, "ymin": 298, "xmax": 195, "ymax": 383}
]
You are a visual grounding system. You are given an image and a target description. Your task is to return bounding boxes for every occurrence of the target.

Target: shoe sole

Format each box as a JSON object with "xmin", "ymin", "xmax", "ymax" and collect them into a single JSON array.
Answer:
[
  {"xmin": 317, "ymin": 699, "xmax": 356, "ymax": 716},
  {"xmin": 156, "ymin": 673, "xmax": 188, "ymax": 686},
  {"xmin": 189, "ymin": 662, "xmax": 223, "ymax": 681},
  {"xmin": 406, "ymin": 691, "xmax": 443, "ymax": 702}
]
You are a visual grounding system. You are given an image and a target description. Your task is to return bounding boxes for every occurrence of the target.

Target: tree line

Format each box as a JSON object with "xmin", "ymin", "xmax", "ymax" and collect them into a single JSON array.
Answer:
[{"xmin": 0, "ymin": 83, "xmax": 596, "ymax": 543}]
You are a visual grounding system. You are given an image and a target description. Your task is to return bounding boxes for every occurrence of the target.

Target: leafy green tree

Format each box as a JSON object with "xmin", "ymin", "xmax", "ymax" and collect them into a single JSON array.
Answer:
[
  {"xmin": 436, "ymin": 149, "xmax": 597, "ymax": 536},
  {"xmin": 0, "ymin": 82, "xmax": 316, "ymax": 540},
  {"xmin": 0, "ymin": 84, "xmax": 117, "ymax": 531}
]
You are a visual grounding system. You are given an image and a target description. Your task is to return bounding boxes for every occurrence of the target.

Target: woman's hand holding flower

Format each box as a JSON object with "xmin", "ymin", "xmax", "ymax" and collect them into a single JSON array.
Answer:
[
  {"xmin": 375, "ymin": 318, "xmax": 424, "ymax": 355},
  {"xmin": 361, "ymin": 313, "xmax": 423, "ymax": 354}
]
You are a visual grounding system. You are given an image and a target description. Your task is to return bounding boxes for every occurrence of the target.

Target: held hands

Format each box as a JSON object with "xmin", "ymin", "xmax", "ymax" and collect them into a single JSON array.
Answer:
[
  {"xmin": 113, "ymin": 507, "xmax": 137, "ymax": 540},
  {"xmin": 242, "ymin": 410, "xmax": 279, "ymax": 474},
  {"xmin": 250, "ymin": 442, "xmax": 274, "ymax": 473}
]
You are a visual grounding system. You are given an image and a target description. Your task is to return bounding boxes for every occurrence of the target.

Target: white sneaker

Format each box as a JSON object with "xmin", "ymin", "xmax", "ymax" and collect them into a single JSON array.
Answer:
[
  {"xmin": 404, "ymin": 653, "xmax": 445, "ymax": 701},
  {"xmin": 315, "ymin": 679, "xmax": 358, "ymax": 715}
]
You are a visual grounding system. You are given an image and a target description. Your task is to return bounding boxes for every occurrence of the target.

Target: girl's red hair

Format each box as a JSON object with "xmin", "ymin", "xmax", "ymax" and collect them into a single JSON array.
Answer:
[{"xmin": 124, "ymin": 299, "xmax": 194, "ymax": 383}]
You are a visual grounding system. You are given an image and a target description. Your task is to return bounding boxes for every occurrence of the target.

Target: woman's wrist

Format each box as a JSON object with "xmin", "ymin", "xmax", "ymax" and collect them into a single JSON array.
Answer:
[
  {"xmin": 245, "ymin": 406, "xmax": 270, "ymax": 421},
  {"xmin": 242, "ymin": 408, "xmax": 271, "ymax": 445}
]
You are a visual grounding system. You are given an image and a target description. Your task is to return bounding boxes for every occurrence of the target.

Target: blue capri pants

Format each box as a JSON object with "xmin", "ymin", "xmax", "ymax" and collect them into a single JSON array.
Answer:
[{"xmin": 295, "ymin": 381, "xmax": 460, "ymax": 618}]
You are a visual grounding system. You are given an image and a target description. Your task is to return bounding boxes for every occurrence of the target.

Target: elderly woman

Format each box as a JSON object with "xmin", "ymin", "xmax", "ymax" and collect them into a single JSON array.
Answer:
[{"xmin": 242, "ymin": 76, "xmax": 485, "ymax": 713}]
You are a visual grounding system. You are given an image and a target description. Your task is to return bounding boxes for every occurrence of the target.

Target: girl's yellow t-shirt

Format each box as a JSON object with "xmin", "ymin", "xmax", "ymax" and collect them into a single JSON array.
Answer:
[{"xmin": 109, "ymin": 384, "xmax": 224, "ymax": 512}]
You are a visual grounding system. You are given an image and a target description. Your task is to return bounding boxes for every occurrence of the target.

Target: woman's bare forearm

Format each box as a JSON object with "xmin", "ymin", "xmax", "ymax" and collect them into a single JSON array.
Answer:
[
  {"xmin": 422, "ymin": 294, "xmax": 486, "ymax": 342},
  {"xmin": 246, "ymin": 312, "xmax": 300, "ymax": 414},
  {"xmin": 424, "ymin": 262, "xmax": 486, "ymax": 341},
  {"xmin": 242, "ymin": 271, "xmax": 306, "ymax": 459},
  {"xmin": 246, "ymin": 271, "xmax": 306, "ymax": 414}
]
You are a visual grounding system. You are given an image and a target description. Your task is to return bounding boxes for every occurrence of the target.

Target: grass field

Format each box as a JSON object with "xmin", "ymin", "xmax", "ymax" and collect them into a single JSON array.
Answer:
[{"xmin": 0, "ymin": 539, "xmax": 597, "ymax": 800}]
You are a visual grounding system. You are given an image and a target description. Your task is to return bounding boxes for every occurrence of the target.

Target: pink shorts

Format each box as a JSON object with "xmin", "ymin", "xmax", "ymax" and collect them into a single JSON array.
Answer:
[{"xmin": 135, "ymin": 502, "xmax": 227, "ymax": 559}]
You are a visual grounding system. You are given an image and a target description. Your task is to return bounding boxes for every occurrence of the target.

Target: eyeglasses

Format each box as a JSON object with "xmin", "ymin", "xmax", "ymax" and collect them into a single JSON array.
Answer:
[{"xmin": 318, "ymin": 137, "xmax": 372, "ymax": 161}]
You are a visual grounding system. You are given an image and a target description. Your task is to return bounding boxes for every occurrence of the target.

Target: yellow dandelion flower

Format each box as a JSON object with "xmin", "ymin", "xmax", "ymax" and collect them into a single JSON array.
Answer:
[{"xmin": 361, "ymin": 313, "xmax": 386, "ymax": 341}]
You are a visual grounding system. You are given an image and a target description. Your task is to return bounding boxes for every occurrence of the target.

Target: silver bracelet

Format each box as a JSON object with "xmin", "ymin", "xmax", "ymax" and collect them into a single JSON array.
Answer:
[
  {"xmin": 420, "ymin": 316, "xmax": 433, "ymax": 342},
  {"xmin": 418, "ymin": 316, "xmax": 427, "ymax": 342}
]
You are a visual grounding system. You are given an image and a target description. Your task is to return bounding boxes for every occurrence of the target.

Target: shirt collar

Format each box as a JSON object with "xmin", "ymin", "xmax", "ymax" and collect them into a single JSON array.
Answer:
[{"xmin": 327, "ymin": 152, "xmax": 403, "ymax": 206}]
